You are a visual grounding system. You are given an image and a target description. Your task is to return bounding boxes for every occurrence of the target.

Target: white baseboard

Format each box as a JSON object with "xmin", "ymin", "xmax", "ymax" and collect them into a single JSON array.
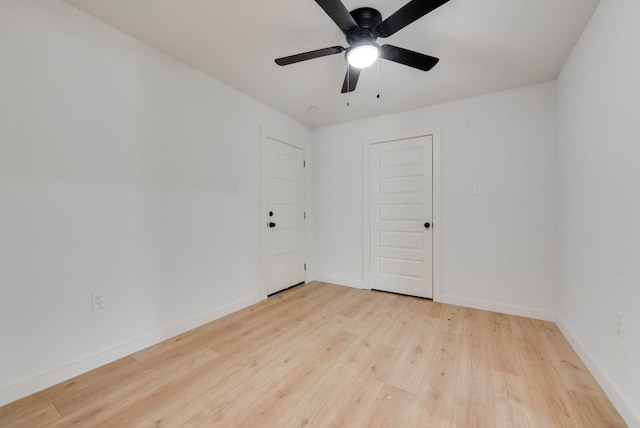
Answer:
[
  {"xmin": 314, "ymin": 274, "xmax": 364, "ymax": 290},
  {"xmin": 556, "ymin": 317, "xmax": 640, "ymax": 428},
  {"xmin": 0, "ymin": 294, "xmax": 263, "ymax": 407},
  {"xmin": 312, "ymin": 280, "xmax": 554, "ymax": 322},
  {"xmin": 438, "ymin": 294, "xmax": 556, "ymax": 321}
]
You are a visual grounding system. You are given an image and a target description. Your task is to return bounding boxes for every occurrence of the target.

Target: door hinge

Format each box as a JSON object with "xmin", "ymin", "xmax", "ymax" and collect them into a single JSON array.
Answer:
[
  {"xmin": 303, "ymin": 160, "xmax": 306, "ymax": 168},
  {"xmin": 304, "ymin": 263, "xmax": 307, "ymax": 271},
  {"xmin": 304, "ymin": 211, "xmax": 306, "ymax": 219}
]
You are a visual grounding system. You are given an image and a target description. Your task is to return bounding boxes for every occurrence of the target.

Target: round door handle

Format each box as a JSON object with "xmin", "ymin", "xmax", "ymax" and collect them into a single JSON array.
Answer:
[
  {"xmin": 424, "ymin": 222, "xmax": 431, "ymax": 229},
  {"xmin": 268, "ymin": 222, "xmax": 276, "ymax": 228}
]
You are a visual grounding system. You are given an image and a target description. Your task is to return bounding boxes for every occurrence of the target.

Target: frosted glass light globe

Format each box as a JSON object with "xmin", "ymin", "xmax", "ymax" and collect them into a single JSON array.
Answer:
[{"xmin": 346, "ymin": 44, "xmax": 379, "ymax": 69}]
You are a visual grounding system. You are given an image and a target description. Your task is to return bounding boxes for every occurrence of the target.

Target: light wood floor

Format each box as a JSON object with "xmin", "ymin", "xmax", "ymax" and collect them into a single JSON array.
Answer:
[{"xmin": 0, "ymin": 282, "xmax": 626, "ymax": 427}]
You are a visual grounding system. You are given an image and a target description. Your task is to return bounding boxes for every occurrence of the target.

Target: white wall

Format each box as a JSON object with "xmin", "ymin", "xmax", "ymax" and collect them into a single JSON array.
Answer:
[
  {"xmin": 313, "ymin": 82, "xmax": 558, "ymax": 320},
  {"xmin": 0, "ymin": 0, "xmax": 312, "ymax": 405},
  {"xmin": 557, "ymin": 0, "xmax": 640, "ymax": 425}
]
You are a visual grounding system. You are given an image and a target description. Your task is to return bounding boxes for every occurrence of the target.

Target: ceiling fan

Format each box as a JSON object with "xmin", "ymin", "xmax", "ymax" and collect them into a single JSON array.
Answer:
[{"xmin": 275, "ymin": 0, "xmax": 450, "ymax": 93}]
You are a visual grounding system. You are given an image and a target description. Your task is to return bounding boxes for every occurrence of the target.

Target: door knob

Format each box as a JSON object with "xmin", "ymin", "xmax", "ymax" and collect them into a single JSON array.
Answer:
[
  {"xmin": 268, "ymin": 222, "xmax": 276, "ymax": 228},
  {"xmin": 424, "ymin": 222, "xmax": 431, "ymax": 229}
]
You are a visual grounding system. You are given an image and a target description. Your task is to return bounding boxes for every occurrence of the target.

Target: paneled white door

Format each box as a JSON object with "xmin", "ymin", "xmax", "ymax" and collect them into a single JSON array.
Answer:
[
  {"xmin": 369, "ymin": 136, "xmax": 433, "ymax": 298},
  {"xmin": 266, "ymin": 137, "xmax": 305, "ymax": 295}
]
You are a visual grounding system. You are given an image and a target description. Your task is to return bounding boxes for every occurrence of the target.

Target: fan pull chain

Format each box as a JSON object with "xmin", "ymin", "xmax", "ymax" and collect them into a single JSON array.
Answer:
[
  {"xmin": 376, "ymin": 57, "xmax": 381, "ymax": 99},
  {"xmin": 346, "ymin": 66, "xmax": 350, "ymax": 107}
]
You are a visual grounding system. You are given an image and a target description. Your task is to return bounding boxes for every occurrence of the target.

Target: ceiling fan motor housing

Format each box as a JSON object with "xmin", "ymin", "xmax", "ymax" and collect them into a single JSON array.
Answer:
[{"xmin": 345, "ymin": 7, "xmax": 382, "ymax": 46}]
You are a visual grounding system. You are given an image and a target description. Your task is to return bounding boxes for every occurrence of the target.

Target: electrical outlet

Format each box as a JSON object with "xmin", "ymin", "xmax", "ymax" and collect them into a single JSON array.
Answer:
[
  {"xmin": 92, "ymin": 292, "xmax": 104, "ymax": 310},
  {"xmin": 616, "ymin": 312, "xmax": 624, "ymax": 337}
]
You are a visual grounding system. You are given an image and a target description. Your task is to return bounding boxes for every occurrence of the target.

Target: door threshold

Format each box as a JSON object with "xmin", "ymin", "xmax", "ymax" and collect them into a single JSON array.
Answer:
[
  {"xmin": 371, "ymin": 288, "xmax": 433, "ymax": 301},
  {"xmin": 268, "ymin": 281, "xmax": 305, "ymax": 297}
]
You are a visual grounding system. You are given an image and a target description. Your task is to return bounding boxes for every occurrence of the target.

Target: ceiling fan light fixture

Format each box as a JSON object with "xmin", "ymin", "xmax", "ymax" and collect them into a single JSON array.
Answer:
[
  {"xmin": 274, "ymin": 0, "xmax": 450, "ymax": 93},
  {"xmin": 346, "ymin": 44, "xmax": 379, "ymax": 69}
]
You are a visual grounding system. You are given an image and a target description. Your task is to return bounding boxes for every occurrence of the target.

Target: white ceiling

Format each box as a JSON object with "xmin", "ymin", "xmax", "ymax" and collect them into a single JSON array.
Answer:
[{"xmin": 62, "ymin": 0, "xmax": 600, "ymax": 128}]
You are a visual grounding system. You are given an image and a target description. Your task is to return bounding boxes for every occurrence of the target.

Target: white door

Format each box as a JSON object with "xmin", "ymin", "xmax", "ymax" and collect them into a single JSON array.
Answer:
[
  {"xmin": 369, "ymin": 136, "xmax": 433, "ymax": 298},
  {"xmin": 266, "ymin": 137, "xmax": 305, "ymax": 295}
]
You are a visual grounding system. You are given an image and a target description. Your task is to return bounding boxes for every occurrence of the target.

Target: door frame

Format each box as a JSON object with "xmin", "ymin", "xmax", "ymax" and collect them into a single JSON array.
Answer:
[
  {"xmin": 260, "ymin": 127, "xmax": 307, "ymax": 299},
  {"xmin": 362, "ymin": 127, "xmax": 443, "ymax": 301}
]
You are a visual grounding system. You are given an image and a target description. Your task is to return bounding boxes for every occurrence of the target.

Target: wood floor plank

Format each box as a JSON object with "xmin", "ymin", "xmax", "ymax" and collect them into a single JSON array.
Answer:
[
  {"xmin": 486, "ymin": 312, "xmax": 526, "ymax": 376},
  {"xmin": 361, "ymin": 383, "xmax": 416, "ymax": 428},
  {"xmin": 49, "ymin": 348, "xmax": 220, "ymax": 426},
  {"xmin": 521, "ymin": 359, "xmax": 583, "ymax": 427},
  {"xmin": 179, "ymin": 383, "xmax": 264, "ymax": 427},
  {"xmin": 273, "ymin": 328, "xmax": 391, "ymax": 426},
  {"xmin": 385, "ymin": 314, "xmax": 438, "ymax": 393},
  {"xmin": 514, "ymin": 316, "xmax": 553, "ymax": 362},
  {"xmin": 0, "ymin": 281, "xmax": 626, "ymax": 427},
  {"xmin": 452, "ymin": 398, "xmax": 496, "ymax": 428},
  {"xmin": 0, "ymin": 356, "xmax": 139, "ymax": 424},
  {"xmin": 1, "ymin": 403, "xmax": 61, "ymax": 428},
  {"xmin": 568, "ymin": 390, "xmax": 628, "ymax": 428},
  {"xmin": 492, "ymin": 370, "xmax": 542, "ymax": 427},
  {"xmin": 200, "ymin": 284, "xmax": 357, "ymax": 354},
  {"xmin": 133, "ymin": 393, "xmax": 207, "ymax": 428},
  {"xmin": 91, "ymin": 382, "xmax": 198, "ymax": 428},
  {"xmin": 456, "ymin": 325, "xmax": 494, "ymax": 406},
  {"xmin": 271, "ymin": 347, "xmax": 361, "ymax": 426},
  {"xmin": 407, "ymin": 330, "xmax": 461, "ymax": 427},
  {"xmin": 238, "ymin": 331, "xmax": 357, "ymax": 426},
  {"xmin": 314, "ymin": 343, "xmax": 393, "ymax": 427}
]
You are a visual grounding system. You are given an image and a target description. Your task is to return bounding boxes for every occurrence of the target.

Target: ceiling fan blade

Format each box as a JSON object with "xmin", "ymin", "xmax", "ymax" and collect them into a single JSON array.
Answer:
[
  {"xmin": 341, "ymin": 66, "xmax": 361, "ymax": 93},
  {"xmin": 340, "ymin": 66, "xmax": 361, "ymax": 94},
  {"xmin": 377, "ymin": 0, "xmax": 450, "ymax": 38},
  {"xmin": 275, "ymin": 46, "xmax": 345, "ymax": 66},
  {"xmin": 380, "ymin": 44, "xmax": 439, "ymax": 71},
  {"xmin": 314, "ymin": 0, "xmax": 359, "ymax": 33}
]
